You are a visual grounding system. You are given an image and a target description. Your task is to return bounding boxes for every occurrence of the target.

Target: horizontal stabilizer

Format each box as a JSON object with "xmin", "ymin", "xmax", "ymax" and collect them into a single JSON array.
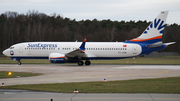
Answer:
[
  {"xmin": 163, "ymin": 42, "xmax": 176, "ymax": 47},
  {"xmin": 147, "ymin": 42, "xmax": 162, "ymax": 48}
]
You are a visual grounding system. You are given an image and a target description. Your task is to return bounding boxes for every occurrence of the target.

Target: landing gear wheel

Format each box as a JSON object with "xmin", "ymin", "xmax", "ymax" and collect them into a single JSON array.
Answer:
[
  {"xmin": 18, "ymin": 62, "xmax": 22, "ymax": 65},
  {"xmin": 77, "ymin": 61, "xmax": 84, "ymax": 66},
  {"xmin": 85, "ymin": 60, "xmax": 91, "ymax": 66}
]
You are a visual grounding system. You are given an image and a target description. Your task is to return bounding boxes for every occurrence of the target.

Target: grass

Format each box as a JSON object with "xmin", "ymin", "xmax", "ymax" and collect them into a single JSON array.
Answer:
[
  {"xmin": 1, "ymin": 77, "xmax": 180, "ymax": 93},
  {"xmin": 91, "ymin": 56, "xmax": 180, "ymax": 65},
  {"xmin": 0, "ymin": 55, "xmax": 180, "ymax": 65},
  {"xmin": 0, "ymin": 71, "xmax": 41, "ymax": 79},
  {"xmin": 0, "ymin": 56, "xmax": 50, "ymax": 64}
]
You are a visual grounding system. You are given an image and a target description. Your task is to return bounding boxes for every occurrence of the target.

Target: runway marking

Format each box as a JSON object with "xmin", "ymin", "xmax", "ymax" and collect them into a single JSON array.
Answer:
[
  {"xmin": 107, "ymin": 75, "xmax": 112, "ymax": 77},
  {"xmin": 118, "ymin": 70, "xmax": 169, "ymax": 77}
]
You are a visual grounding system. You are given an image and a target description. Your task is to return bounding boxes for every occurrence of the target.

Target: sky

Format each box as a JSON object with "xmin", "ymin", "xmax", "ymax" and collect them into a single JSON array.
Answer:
[{"xmin": 0, "ymin": 0, "xmax": 180, "ymax": 24}]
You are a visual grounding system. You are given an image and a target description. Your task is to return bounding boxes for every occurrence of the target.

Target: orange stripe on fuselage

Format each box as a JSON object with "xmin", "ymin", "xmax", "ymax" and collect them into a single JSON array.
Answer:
[
  {"xmin": 50, "ymin": 56, "xmax": 65, "ymax": 59},
  {"xmin": 129, "ymin": 36, "xmax": 162, "ymax": 42}
]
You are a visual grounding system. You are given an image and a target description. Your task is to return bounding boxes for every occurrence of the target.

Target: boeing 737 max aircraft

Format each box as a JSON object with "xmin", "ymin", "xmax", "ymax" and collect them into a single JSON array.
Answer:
[{"xmin": 2, "ymin": 11, "xmax": 175, "ymax": 66}]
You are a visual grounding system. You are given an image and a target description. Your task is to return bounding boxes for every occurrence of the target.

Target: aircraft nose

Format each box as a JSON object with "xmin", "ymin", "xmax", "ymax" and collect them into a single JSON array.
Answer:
[{"xmin": 2, "ymin": 49, "xmax": 9, "ymax": 56}]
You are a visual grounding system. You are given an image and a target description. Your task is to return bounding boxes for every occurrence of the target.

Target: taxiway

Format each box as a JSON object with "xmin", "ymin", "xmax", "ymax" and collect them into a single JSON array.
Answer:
[{"xmin": 0, "ymin": 64, "xmax": 180, "ymax": 86}]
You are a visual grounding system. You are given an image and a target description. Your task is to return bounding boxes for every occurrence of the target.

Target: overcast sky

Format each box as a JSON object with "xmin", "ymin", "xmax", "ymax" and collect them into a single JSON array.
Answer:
[{"xmin": 0, "ymin": 0, "xmax": 180, "ymax": 24}]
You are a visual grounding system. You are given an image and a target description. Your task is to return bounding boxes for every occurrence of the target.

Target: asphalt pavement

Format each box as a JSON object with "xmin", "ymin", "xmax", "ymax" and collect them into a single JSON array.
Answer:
[{"xmin": 0, "ymin": 64, "xmax": 180, "ymax": 101}]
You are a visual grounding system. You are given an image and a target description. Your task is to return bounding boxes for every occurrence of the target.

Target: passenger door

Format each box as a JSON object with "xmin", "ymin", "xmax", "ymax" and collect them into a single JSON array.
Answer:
[{"xmin": 19, "ymin": 45, "xmax": 23, "ymax": 53}]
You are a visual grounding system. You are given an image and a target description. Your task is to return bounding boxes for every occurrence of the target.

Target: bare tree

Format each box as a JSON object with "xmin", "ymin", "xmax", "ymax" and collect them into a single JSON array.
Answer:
[
  {"xmin": 105, "ymin": 26, "xmax": 116, "ymax": 42},
  {"xmin": 25, "ymin": 22, "xmax": 31, "ymax": 41},
  {"xmin": 37, "ymin": 22, "xmax": 42, "ymax": 41},
  {"xmin": 62, "ymin": 27, "xmax": 71, "ymax": 41},
  {"xmin": 171, "ymin": 26, "xmax": 180, "ymax": 54}
]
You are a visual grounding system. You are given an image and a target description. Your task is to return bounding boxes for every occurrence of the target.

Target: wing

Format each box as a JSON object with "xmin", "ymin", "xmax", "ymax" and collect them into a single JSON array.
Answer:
[{"xmin": 65, "ymin": 38, "xmax": 89, "ymax": 59}]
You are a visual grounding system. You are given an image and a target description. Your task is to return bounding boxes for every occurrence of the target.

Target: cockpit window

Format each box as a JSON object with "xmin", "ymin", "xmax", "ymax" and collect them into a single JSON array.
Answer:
[{"xmin": 10, "ymin": 47, "xmax": 14, "ymax": 49}]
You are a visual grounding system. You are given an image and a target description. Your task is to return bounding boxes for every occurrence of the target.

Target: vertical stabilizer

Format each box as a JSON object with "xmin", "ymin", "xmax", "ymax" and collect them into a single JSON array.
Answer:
[{"xmin": 127, "ymin": 11, "xmax": 169, "ymax": 43}]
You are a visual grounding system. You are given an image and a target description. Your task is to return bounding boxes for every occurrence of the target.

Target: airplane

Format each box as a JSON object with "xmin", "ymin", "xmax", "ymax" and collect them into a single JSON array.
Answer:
[{"xmin": 2, "ymin": 11, "xmax": 175, "ymax": 66}]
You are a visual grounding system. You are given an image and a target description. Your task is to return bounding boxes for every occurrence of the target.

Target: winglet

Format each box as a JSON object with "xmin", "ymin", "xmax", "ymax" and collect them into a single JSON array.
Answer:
[
  {"xmin": 83, "ymin": 38, "xmax": 86, "ymax": 42},
  {"xmin": 79, "ymin": 38, "xmax": 86, "ymax": 52}
]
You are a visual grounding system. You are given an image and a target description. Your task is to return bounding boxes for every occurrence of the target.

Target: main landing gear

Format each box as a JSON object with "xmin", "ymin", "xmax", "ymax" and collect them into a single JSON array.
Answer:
[{"xmin": 77, "ymin": 60, "xmax": 91, "ymax": 66}]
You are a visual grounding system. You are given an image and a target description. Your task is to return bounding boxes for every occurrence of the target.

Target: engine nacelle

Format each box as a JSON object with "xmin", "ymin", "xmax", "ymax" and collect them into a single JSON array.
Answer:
[{"xmin": 49, "ymin": 53, "xmax": 68, "ymax": 63}]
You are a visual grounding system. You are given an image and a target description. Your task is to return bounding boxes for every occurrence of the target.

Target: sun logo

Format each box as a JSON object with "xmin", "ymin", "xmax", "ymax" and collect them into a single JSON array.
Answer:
[
  {"xmin": 10, "ymin": 51, "xmax": 14, "ymax": 55},
  {"xmin": 143, "ymin": 19, "xmax": 165, "ymax": 34}
]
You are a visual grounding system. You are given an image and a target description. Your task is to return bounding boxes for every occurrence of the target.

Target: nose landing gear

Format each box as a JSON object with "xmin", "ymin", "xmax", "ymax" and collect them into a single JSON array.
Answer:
[
  {"xmin": 18, "ymin": 61, "xmax": 22, "ymax": 65},
  {"xmin": 15, "ymin": 58, "xmax": 22, "ymax": 65}
]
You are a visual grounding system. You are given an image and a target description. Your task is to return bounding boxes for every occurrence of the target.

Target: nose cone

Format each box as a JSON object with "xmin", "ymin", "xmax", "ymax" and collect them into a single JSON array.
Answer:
[{"xmin": 2, "ymin": 49, "xmax": 9, "ymax": 56}]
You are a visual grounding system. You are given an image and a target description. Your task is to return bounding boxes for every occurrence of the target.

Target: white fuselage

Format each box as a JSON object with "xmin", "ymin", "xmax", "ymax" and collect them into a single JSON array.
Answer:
[{"xmin": 3, "ymin": 42, "xmax": 142, "ymax": 59}]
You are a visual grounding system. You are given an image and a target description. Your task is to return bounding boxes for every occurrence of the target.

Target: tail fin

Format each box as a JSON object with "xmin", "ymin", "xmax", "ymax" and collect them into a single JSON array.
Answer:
[{"xmin": 126, "ymin": 11, "xmax": 169, "ymax": 43}]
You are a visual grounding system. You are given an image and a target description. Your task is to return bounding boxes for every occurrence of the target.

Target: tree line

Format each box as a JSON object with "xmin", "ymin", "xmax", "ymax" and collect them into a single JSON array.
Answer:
[{"xmin": 0, "ymin": 10, "xmax": 179, "ymax": 54}]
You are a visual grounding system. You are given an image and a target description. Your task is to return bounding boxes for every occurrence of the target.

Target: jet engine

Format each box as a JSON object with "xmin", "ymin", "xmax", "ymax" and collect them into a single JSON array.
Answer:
[{"xmin": 49, "ymin": 53, "xmax": 68, "ymax": 63}]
